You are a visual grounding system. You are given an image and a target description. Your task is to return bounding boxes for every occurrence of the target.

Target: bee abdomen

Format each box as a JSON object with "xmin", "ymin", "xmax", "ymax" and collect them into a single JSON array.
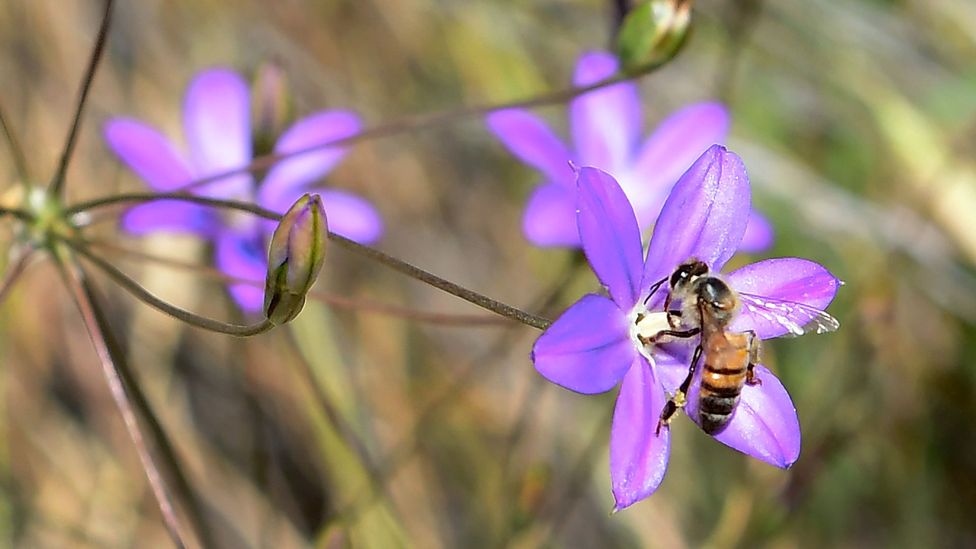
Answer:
[
  {"xmin": 698, "ymin": 368, "xmax": 746, "ymax": 434},
  {"xmin": 699, "ymin": 393, "xmax": 740, "ymax": 434}
]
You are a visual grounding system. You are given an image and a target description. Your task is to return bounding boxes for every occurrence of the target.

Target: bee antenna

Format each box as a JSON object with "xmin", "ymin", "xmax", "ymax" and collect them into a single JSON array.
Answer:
[{"xmin": 644, "ymin": 277, "xmax": 668, "ymax": 304}]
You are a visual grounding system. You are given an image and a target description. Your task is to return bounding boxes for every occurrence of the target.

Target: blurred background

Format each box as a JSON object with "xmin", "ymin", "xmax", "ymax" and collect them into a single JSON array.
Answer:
[{"xmin": 1, "ymin": 0, "xmax": 975, "ymax": 547}]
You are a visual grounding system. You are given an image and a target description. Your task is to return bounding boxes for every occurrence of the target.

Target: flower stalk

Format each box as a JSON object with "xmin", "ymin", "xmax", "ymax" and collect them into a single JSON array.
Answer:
[
  {"xmin": 67, "ymin": 192, "xmax": 552, "ymax": 330},
  {"xmin": 63, "ymin": 237, "xmax": 274, "ymax": 337},
  {"xmin": 0, "ymin": 102, "xmax": 30, "ymax": 185},
  {"xmin": 166, "ymin": 60, "xmax": 670, "ymax": 196},
  {"xmin": 49, "ymin": 0, "xmax": 114, "ymax": 197}
]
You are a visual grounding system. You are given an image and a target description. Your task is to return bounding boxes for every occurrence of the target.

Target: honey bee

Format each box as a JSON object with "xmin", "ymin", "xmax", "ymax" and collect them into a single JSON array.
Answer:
[{"xmin": 649, "ymin": 258, "xmax": 839, "ymax": 435}]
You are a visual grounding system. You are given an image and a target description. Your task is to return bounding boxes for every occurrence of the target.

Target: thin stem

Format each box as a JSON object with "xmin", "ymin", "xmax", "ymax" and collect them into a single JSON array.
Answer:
[
  {"xmin": 49, "ymin": 0, "xmax": 114, "ymax": 197},
  {"xmin": 138, "ymin": 64, "xmax": 662, "ymax": 196},
  {"xmin": 65, "ymin": 192, "xmax": 276, "ymax": 219},
  {"xmin": 62, "ymin": 237, "xmax": 273, "ymax": 336},
  {"xmin": 330, "ymin": 233, "xmax": 553, "ymax": 331},
  {"xmin": 0, "ymin": 102, "xmax": 30, "ymax": 184},
  {"xmin": 69, "ymin": 193, "xmax": 552, "ymax": 330},
  {"xmin": 0, "ymin": 248, "xmax": 32, "ymax": 307},
  {"xmin": 0, "ymin": 206, "xmax": 33, "ymax": 222},
  {"xmin": 86, "ymin": 238, "xmax": 509, "ymax": 326},
  {"xmin": 75, "ymin": 263, "xmax": 218, "ymax": 549},
  {"xmin": 53, "ymin": 256, "xmax": 189, "ymax": 549}
]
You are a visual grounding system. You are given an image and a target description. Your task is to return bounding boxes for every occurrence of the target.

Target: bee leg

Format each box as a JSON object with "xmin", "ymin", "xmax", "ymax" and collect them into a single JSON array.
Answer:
[
  {"xmin": 745, "ymin": 330, "xmax": 763, "ymax": 386},
  {"xmin": 646, "ymin": 327, "xmax": 700, "ymax": 345},
  {"xmin": 663, "ymin": 292, "xmax": 678, "ymax": 329},
  {"xmin": 656, "ymin": 345, "xmax": 703, "ymax": 435}
]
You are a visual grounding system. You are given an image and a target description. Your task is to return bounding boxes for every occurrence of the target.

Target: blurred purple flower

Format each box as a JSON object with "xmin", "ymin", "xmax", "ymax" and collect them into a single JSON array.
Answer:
[
  {"xmin": 487, "ymin": 51, "xmax": 772, "ymax": 252},
  {"xmin": 531, "ymin": 145, "xmax": 839, "ymax": 510},
  {"xmin": 105, "ymin": 68, "xmax": 382, "ymax": 312}
]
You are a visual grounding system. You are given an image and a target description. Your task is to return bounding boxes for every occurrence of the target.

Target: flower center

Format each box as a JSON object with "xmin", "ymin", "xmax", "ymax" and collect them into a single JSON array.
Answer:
[{"xmin": 629, "ymin": 306, "xmax": 672, "ymax": 360}]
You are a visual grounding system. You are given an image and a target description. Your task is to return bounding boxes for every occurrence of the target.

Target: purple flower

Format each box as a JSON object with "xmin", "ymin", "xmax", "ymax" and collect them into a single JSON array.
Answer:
[
  {"xmin": 105, "ymin": 68, "xmax": 382, "ymax": 311},
  {"xmin": 531, "ymin": 145, "xmax": 840, "ymax": 510},
  {"xmin": 487, "ymin": 51, "xmax": 772, "ymax": 251}
]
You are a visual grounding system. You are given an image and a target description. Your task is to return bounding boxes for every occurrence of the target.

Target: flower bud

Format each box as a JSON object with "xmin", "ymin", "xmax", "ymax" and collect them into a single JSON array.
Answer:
[
  {"xmin": 615, "ymin": 0, "xmax": 692, "ymax": 72},
  {"xmin": 252, "ymin": 62, "xmax": 292, "ymax": 156},
  {"xmin": 264, "ymin": 194, "xmax": 328, "ymax": 325}
]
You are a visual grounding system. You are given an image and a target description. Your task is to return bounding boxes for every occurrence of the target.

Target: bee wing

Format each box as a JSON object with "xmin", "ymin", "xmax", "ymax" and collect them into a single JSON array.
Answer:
[{"xmin": 736, "ymin": 293, "xmax": 840, "ymax": 338}]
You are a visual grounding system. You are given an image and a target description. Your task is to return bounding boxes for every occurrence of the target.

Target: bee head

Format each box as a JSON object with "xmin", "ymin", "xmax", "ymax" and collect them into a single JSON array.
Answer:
[{"xmin": 669, "ymin": 259, "xmax": 709, "ymax": 292}]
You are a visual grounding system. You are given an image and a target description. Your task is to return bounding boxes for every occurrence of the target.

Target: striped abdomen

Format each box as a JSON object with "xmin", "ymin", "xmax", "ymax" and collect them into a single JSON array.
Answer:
[{"xmin": 698, "ymin": 332, "xmax": 750, "ymax": 434}]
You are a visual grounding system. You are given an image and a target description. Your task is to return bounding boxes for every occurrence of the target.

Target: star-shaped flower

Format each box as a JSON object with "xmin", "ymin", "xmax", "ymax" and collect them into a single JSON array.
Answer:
[
  {"xmin": 487, "ymin": 51, "xmax": 772, "ymax": 251},
  {"xmin": 531, "ymin": 145, "xmax": 840, "ymax": 510},
  {"xmin": 105, "ymin": 68, "xmax": 382, "ymax": 311}
]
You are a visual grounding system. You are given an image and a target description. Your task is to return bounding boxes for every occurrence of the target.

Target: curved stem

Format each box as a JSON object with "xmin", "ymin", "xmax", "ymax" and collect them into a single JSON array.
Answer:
[
  {"xmin": 0, "ymin": 206, "xmax": 34, "ymax": 222},
  {"xmin": 50, "ymin": 0, "xmax": 114, "ymax": 196},
  {"xmin": 85, "ymin": 237, "xmax": 509, "ymax": 327},
  {"xmin": 68, "ymin": 193, "xmax": 552, "ymax": 330},
  {"xmin": 65, "ymin": 192, "xmax": 273, "ymax": 219},
  {"xmin": 61, "ymin": 236, "xmax": 273, "ymax": 337},
  {"xmin": 153, "ymin": 63, "xmax": 662, "ymax": 195},
  {"xmin": 0, "ymin": 102, "xmax": 30, "ymax": 185}
]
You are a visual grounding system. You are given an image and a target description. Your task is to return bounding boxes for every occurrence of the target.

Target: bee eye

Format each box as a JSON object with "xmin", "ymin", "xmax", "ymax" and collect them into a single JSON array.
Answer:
[{"xmin": 670, "ymin": 268, "xmax": 688, "ymax": 288}]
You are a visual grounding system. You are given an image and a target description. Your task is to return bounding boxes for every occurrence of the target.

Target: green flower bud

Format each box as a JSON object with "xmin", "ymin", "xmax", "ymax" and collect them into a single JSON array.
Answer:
[
  {"xmin": 615, "ymin": 0, "xmax": 692, "ymax": 73},
  {"xmin": 264, "ymin": 194, "xmax": 328, "ymax": 325}
]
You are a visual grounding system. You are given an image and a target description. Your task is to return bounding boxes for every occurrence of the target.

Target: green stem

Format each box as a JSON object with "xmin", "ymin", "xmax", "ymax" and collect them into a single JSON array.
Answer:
[
  {"xmin": 49, "ymin": 0, "xmax": 114, "ymax": 197},
  {"xmin": 62, "ymin": 236, "xmax": 274, "ymax": 337},
  {"xmin": 68, "ymin": 193, "xmax": 553, "ymax": 330},
  {"xmin": 0, "ymin": 207, "xmax": 34, "ymax": 222},
  {"xmin": 85, "ymin": 237, "xmax": 510, "ymax": 326},
  {"xmin": 0, "ymin": 248, "xmax": 31, "ymax": 307},
  {"xmin": 0, "ymin": 102, "xmax": 30, "ymax": 185}
]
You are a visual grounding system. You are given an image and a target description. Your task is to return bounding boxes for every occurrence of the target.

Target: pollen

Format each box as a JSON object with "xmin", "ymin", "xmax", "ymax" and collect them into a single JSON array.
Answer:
[{"xmin": 631, "ymin": 309, "xmax": 673, "ymax": 354}]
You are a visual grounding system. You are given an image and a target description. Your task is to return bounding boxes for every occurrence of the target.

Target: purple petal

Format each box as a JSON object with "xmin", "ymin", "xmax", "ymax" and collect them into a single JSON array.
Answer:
[
  {"xmin": 610, "ymin": 357, "xmax": 670, "ymax": 511},
  {"xmin": 183, "ymin": 68, "xmax": 254, "ymax": 199},
  {"xmin": 641, "ymin": 145, "xmax": 751, "ymax": 294},
  {"xmin": 486, "ymin": 109, "xmax": 574, "ymax": 184},
  {"xmin": 652, "ymin": 344, "xmax": 696, "ymax": 394},
  {"xmin": 531, "ymin": 294, "xmax": 635, "ymax": 394},
  {"xmin": 258, "ymin": 110, "xmax": 363, "ymax": 215},
  {"xmin": 318, "ymin": 189, "xmax": 383, "ymax": 244},
  {"xmin": 522, "ymin": 182, "xmax": 580, "ymax": 247},
  {"xmin": 104, "ymin": 118, "xmax": 193, "ymax": 191},
  {"xmin": 738, "ymin": 210, "xmax": 774, "ymax": 253},
  {"xmin": 577, "ymin": 167, "xmax": 645, "ymax": 309},
  {"xmin": 628, "ymin": 102, "xmax": 730, "ymax": 223},
  {"xmin": 122, "ymin": 200, "xmax": 215, "ymax": 236},
  {"xmin": 686, "ymin": 365, "xmax": 800, "ymax": 468},
  {"xmin": 727, "ymin": 258, "xmax": 841, "ymax": 339},
  {"xmin": 570, "ymin": 52, "xmax": 641, "ymax": 171},
  {"xmin": 214, "ymin": 231, "xmax": 267, "ymax": 313}
]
